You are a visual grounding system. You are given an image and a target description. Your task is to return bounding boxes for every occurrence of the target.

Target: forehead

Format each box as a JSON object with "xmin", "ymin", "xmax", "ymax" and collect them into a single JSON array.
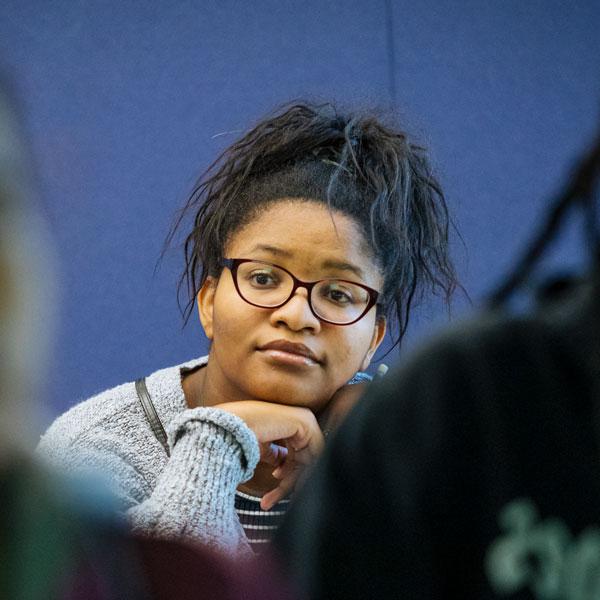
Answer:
[{"xmin": 225, "ymin": 200, "xmax": 381, "ymax": 285}]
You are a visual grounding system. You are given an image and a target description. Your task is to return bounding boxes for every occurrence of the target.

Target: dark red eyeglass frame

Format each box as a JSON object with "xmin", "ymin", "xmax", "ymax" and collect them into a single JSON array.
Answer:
[{"xmin": 221, "ymin": 258, "xmax": 379, "ymax": 326}]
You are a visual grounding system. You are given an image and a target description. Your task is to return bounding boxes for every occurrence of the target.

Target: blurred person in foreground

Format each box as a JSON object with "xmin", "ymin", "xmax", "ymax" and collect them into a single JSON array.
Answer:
[
  {"xmin": 0, "ymin": 85, "xmax": 290, "ymax": 600},
  {"xmin": 276, "ymin": 126, "xmax": 600, "ymax": 599}
]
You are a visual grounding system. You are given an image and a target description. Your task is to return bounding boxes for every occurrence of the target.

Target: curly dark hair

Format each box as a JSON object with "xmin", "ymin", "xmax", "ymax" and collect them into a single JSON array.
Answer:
[{"xmin": 171, "ymin": 102, "xmax": 459, "ymax": 351}]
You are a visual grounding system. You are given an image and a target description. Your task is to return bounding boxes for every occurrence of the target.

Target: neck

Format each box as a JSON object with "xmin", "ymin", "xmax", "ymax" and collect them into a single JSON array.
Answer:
[{"xmin": 182, "ymin": 356, "xmax": 240, "ymax": 409}]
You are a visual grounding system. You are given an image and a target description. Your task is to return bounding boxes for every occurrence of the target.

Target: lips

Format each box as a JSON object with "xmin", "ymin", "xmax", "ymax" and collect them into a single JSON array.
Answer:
[{"xmin": 258, "ymin": 339, "xmax": 322, "ymax": 364}]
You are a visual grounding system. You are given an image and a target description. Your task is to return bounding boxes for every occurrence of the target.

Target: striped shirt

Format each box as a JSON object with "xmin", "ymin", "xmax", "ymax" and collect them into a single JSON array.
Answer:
[{"xmin": 235, "ymin": 490, "xmax": 289, "ymax": 553}]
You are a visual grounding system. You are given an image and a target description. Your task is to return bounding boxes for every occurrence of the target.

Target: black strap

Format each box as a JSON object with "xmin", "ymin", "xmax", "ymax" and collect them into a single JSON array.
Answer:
[{"xmin": 135, "ymin": 378, "xmax": 170, "ymax": 456}]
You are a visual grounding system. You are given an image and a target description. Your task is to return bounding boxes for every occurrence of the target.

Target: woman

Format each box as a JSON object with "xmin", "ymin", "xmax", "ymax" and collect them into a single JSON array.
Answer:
[{"xmin": 39, "ymin": 102, "xmax": 458, "ymax": 556}]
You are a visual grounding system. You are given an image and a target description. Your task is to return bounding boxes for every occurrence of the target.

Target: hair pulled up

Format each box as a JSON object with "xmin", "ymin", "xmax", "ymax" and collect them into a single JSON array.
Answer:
[{"xmin": 172, "ymin": 102, "xmax": 459, "ymax": 351}]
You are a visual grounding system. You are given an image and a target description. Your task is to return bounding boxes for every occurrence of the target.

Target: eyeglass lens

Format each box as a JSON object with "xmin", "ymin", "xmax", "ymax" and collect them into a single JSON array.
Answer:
[{"xmin": 235, "ymin": 261, "xmax": 371, "ymax": 324}]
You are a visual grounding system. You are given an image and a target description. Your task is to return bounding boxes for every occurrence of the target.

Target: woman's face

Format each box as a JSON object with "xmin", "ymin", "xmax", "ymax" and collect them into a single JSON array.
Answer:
[{"xmin": 198, "ymin": 200, "xmax": 386, "ymax": 412}]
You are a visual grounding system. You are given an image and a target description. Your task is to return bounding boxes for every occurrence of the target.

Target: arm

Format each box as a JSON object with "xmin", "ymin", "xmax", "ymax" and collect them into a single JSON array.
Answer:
[
  {"xmin": 39, "ymin": 401, "xmax": 323, "ymax": 556},
  {"xmin": 126, "ymin": 401, "xmax": 325, "ymax": 547},
  {"xmin": 128, "ymin": 408, "xmax": 259, "ymax": 556},
  {"xmin": 38, "ymin": 407, "xmax": 260, "ymax": 557}
]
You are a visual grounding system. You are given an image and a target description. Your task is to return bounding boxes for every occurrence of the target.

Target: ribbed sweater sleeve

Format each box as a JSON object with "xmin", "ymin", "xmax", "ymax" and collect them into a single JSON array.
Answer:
[{"xmin": 127, "ymin": 407, "xmax": 259, "ymax": 556}]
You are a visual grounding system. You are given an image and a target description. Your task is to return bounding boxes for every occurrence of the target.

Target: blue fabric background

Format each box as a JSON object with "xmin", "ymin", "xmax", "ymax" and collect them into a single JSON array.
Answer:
[{"xmin": 0, "ymin": 1, "xmax": 598, "ymax": 420}]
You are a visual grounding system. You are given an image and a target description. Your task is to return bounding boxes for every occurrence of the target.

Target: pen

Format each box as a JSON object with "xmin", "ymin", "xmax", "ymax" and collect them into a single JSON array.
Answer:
[{"xmin": 376, "ymin": 363, "xmax": 389, "ymax": 379}]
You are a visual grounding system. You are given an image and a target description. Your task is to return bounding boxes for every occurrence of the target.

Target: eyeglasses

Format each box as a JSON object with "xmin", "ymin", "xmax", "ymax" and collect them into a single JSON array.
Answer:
[{"xmin": 221, "ymin": 258, "xmax": 379, "ymax": 326}]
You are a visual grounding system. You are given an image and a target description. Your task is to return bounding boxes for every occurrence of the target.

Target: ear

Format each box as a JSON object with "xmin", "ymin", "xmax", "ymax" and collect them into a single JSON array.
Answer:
[
  {"xmin": 197, "ymin": 276, "xmax": 217, "ymax": 340},
  {"xmin": 360, "ymin": 316, "xmax": 387, "ymax": 371}
]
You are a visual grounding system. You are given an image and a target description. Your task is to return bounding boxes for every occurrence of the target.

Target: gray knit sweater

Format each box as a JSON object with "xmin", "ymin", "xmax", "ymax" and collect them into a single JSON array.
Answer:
[{"xmin": 37, "ymin": 356, "xmax": 260, "ymax": 557}]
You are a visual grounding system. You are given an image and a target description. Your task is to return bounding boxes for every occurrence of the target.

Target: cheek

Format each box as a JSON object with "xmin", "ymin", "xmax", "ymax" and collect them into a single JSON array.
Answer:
[
  {"xmin": 211, "ymin": 286, "xmax": 264, "ymax": 347},
  {"xmin": 326, "ymin": 324, "xmax": 373, "ymax": 372},
  {"xmin": 212, "ymin": 303, "xmax": 246, "ymax": 341}
]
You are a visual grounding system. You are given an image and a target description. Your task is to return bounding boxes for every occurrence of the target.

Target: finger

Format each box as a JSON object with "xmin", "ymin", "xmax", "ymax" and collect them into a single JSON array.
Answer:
[
  {"xmin": 271, "ymin": 437, "xmax": 320, "ymax": 480},
  {"xmin": 272, "ymin": 460, "xmax": 292, "ymax": 480},
  {"xmin": 260, "ymin": 466, "xmax": 301, "ymax": 511},
  {"xmin": 272, "ymin": 445, "xmax": 306, "ymax": 481},
  {"xmin": 272, "ymin": 459, "xmax": 299, "ymax": 480},
  {"xmin": 259, "ymin": 442, "xmax": 288, "ymax": 467},
  {"xmin": 288, "ymin": 446, "xmax": 318, "ymax": 466},
  {"xmin": 261, "ymin": 466, "xmax": 302, "ymax": 510},
  {"xmin": 271, "ymin": 443, "xmax": 295, "ymax": 479},
  {"xmin": 288, "ymin": 427, "xmax": 325, "ymax": 458},
  {"xmin": 260, "ymin": 487, "xmax": 281, "ymax": 511}
]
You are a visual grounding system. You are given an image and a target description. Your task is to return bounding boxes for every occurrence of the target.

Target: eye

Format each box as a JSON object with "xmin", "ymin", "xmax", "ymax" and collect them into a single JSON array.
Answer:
[
  {"xmin": 320, "ymin": 283, "xmax": 355, "ymax": 305},
  {"xmin": 247, "ymin": 270, "xmax": 280, "ymax": 288}
]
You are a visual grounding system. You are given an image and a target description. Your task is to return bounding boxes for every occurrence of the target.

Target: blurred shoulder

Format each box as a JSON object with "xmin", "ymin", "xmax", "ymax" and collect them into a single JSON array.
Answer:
[{"xmin": 369, "ymin": 277, "xmax": 595, "ymax": 414}]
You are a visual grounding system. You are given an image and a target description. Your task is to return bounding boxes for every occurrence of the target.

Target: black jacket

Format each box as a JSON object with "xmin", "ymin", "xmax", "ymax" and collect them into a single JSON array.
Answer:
[{"xmin": 276, "ymin": 280, "xmax": 600, "ymax": 599}]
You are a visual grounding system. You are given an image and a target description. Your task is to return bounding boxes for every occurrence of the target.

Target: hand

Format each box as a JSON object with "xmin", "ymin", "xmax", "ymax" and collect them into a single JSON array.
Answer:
[
  {"xmin": 317, "ymin": 382, "xmax": 369, "ymax": 438},
  {"xmin": 215, "ymin": 401, "xmax": 324, "ymax": 510}
]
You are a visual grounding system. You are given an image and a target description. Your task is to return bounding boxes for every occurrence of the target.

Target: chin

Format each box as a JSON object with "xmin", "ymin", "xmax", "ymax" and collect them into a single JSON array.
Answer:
[{"xmin": 248, "ymin": 372, "xmax": 330, "ymax": 410}]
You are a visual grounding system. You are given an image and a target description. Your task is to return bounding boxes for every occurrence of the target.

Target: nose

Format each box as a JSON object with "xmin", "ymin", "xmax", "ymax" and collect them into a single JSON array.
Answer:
[{"xmin": 269, "ymin": 287, "xmax": 321, "ymax": 333}]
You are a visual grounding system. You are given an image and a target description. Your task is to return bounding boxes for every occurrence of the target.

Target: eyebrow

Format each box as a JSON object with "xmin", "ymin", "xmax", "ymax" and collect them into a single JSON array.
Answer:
[
  {"xmin": 249, "ymin": 244, "xmax": 365, "ymax": 280},
  {"xmin": 248, "ymin": 244, "xmax": 293, "ymax": 257},
  {"xmin": 320, "ymin": 260, "xmax": 364, "ymax": 280}
]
